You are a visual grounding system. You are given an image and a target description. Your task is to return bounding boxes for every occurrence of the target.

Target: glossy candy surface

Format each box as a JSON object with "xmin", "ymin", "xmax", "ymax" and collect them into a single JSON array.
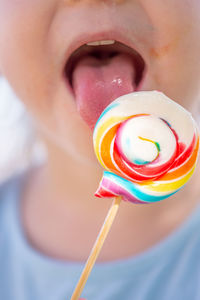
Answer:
[{"xmin": 93, "ymin": 91, "xmax": 199, "ymax": 203}]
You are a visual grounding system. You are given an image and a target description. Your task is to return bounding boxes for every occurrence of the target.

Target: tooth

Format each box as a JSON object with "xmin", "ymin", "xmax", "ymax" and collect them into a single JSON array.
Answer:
[{"xmin": 86, "ymin": 40, "xmax": 116, "ymax": 46}]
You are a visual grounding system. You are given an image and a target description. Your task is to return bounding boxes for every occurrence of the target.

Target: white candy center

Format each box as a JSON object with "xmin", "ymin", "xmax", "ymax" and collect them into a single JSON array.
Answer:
[{"xmin": 118, "ymin": 116, "xmax": 177, "ymax": 165}]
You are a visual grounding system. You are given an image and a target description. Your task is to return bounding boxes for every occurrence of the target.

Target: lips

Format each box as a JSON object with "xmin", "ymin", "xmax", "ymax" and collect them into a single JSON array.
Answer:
[
  {"xmin": 63, "ymin": 33, "xmax": 146, "ymax": 129},
  {"xmin": 65, "ymin": 41, "xmax": 145, "ymax": 87}
]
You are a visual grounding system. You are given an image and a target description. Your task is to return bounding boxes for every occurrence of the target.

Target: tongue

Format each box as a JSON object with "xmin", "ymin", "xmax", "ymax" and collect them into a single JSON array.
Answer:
[{"xmin": 72, "ymin": 53, "xmax": 136, "ymax": 129}]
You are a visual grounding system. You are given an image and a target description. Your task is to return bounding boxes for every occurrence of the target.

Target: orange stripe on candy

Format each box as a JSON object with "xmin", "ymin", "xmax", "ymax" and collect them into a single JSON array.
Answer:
[
  {"xmin": 94, "ymin": 116, "xmax": 123, "ymax": 167},
  {"xmin": 145, "ymin": 165, "xmax": 195, "ymax": 193},
  {"xmin": 100, "ymin": 124, "xmax": 120, "ymax": 172}
]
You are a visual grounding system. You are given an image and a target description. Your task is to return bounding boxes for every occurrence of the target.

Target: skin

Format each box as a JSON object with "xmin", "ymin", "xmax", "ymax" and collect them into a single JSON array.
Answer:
[{"xmin": 0, "ymin": 0, "xmax": 200, "ymax": 262}]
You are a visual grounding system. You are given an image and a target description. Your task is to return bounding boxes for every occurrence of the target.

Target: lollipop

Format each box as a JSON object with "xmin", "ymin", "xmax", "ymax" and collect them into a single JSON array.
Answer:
[
  {"xmin": 93, "ymin": 91, "xmax": 199, "ymax": 203},
  {"xmin": 70, "ymin": 91, "xmax": 199, "ymax": 300}
]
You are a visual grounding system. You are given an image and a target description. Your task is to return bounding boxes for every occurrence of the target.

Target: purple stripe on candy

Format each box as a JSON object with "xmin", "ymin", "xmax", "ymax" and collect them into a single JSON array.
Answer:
[{"xmin": 101, "ymin": 177, "xmax": 148, "ymax": 204}]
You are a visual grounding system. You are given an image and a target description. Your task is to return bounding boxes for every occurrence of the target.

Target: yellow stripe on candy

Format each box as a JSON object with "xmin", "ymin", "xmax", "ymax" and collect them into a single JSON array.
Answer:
[{"xmin": 144, "ymin": 165, "xmax": 196, "ymax": 193}]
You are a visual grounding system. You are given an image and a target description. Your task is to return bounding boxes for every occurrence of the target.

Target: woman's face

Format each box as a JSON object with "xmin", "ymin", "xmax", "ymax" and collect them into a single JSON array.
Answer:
[{"xmin": 0, "ymin": 0, "xmax": 200, "ymax": 164}]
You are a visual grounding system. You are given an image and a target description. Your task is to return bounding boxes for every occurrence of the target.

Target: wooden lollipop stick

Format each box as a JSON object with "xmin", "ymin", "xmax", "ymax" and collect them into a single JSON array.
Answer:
[{"xmin": 70, "ymin": 196, "xmax": 122, "ymax": 300}]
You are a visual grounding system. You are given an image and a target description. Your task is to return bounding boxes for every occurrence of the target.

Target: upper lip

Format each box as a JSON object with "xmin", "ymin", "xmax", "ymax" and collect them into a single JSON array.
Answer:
[
  {"xmin": 63, "ymin": 29, "xmax": 146, "ymax": 89},
  {"xmin": 63, "ymin": 29, "xmax": 144, "ymax": 67}
]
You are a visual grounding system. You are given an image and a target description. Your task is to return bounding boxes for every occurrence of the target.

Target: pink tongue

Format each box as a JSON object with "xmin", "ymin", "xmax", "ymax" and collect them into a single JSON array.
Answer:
[{"xmin": 72, "ymin": 53, "xmax": 136, "ymax": 129}]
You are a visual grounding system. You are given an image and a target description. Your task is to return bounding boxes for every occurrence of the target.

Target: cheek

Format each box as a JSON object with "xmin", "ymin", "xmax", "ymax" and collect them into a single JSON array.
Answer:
[
  {"xmin": 0, "ymin": 0, "xmax": 57, "ymax": 107},
  {"xmin": 0, "ymin": 0, "xmax": 58, "ymax": 125},
  {"xmin": 0, "ymin": 0, "xmax": 96, "ymax": 162},
  {"xmin": 142, "ymin": 0, "xmax": 200, "ymax": 109}
]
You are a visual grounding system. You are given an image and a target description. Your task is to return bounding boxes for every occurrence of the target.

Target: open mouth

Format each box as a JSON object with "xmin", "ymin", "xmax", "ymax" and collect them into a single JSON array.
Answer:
[{"xmin": 64, "ymin": 40, "xmax": 146, "ymax": 128}]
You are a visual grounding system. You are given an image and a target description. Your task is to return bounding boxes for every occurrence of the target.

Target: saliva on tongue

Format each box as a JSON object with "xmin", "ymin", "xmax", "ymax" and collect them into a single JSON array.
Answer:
[{"xmin": 72, "ymin": 53, "xmax": 136, "ymax": 129}]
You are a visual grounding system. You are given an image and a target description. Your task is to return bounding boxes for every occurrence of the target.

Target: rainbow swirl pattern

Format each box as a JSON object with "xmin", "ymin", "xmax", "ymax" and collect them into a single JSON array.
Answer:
[{"xmin": 93, "ymin": 91, "xmax": 199, "ymax": 204}]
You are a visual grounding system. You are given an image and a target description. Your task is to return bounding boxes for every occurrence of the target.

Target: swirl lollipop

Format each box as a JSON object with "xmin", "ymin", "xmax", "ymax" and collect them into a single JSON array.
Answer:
[
  {"xmin": 93, "ymin": 91, "xmax": 199, "ymax": 203},
  {"xmin": 70, "ymin": 91, "xmax": 199, "ymax": 300}
]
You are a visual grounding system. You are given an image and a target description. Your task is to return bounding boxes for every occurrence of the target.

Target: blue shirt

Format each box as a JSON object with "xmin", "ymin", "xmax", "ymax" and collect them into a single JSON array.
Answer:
[{"xmin": 0, "ymin": 171, "xmax": 200, "ymax": 300}]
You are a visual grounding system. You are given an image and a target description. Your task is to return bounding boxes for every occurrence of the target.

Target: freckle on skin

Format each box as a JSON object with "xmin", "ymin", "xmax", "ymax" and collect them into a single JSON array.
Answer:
[
  {"xmin": 150, "ymin": 25, "xmax": 191, "ymax": 59},
  {"xmin": 150, "ymin": 43, "xmax": 173, "ymax": 59}
]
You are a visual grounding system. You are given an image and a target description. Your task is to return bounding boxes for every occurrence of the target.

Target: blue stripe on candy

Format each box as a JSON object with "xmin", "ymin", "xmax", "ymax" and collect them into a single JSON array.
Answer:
[
  {"xmin": 103, "ymin": 171, "xmax": 177, "ymax": 203},
  {"xmin": 133, "ymin": 158, "xmax": 151, "ymax": 165}
]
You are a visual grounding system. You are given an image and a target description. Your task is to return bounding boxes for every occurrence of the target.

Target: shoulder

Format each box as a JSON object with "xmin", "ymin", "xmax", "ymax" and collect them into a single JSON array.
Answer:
[
  {"xmin": 0, "ymin": 172, "xmax": 26, "ymax": 297},
  {"xmin": 0, "ymin": 170, "xmax": 28, "ymax": 255},
  {"xmin": 0, "ymin": 173, "xmax": 20, "ymax": 201},
  {"xmin": 0, "ymin": 171, "xmax": 25, "ymax": 224}
]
